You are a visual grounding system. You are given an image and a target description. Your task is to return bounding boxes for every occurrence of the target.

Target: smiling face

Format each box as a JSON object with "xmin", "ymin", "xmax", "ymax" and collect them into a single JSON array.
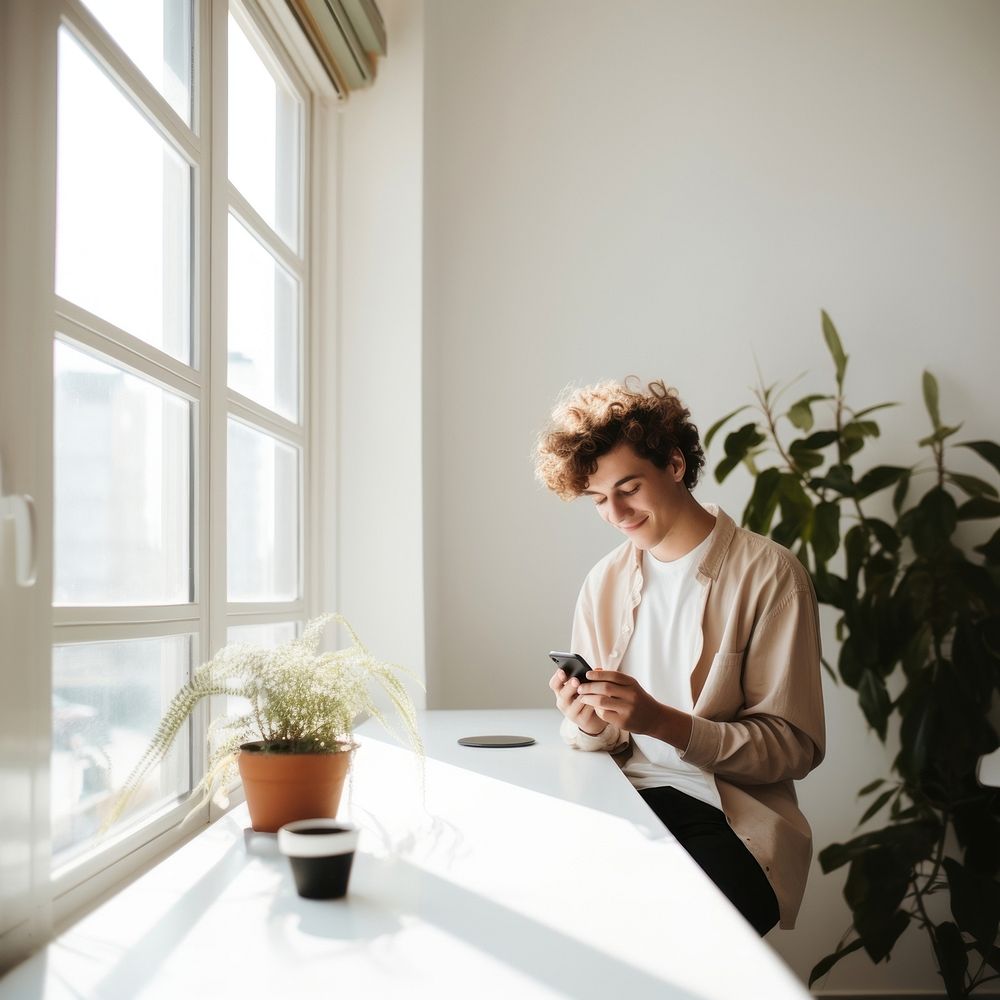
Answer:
[{"xmin": 582, "ymin": 443, "xmax": 711, "ymax": 561}]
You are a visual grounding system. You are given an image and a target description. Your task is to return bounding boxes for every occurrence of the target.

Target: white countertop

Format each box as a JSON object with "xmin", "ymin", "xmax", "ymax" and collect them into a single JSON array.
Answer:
[{"xmin": 0, "ymin": 709, "xmax": 809, "ymax": 1000}]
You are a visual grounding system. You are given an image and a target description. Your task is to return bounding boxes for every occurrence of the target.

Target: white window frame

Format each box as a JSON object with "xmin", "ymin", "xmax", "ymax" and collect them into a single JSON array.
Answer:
[{"xmin": 0, "ymin": 0, "xmax": 337, "ymax": 951}]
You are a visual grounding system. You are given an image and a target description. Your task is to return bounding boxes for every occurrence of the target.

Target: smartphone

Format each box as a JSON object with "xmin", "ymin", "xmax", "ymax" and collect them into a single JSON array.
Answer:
[{"xmin": 548, "ymin": 651, "xmax": 593, "ymax": 684}]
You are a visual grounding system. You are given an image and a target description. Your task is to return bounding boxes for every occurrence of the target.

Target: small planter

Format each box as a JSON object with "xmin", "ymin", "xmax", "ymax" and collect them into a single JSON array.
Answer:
[{"xmin": 237, "ymin": 741, "xmax": 358, "ymax": 833}]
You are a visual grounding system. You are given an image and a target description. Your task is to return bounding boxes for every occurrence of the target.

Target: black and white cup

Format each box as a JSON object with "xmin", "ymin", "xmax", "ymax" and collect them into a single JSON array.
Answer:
[{"xmin": 278, "ymin": 819, "xmax": 359, "ymax": 899}]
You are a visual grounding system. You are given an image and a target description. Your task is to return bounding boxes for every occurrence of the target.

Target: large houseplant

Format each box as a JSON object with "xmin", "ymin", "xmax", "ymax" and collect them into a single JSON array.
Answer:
[
  {"xmin": 108, "ymin": 613, "xmax": 423, "ymax": 833},
  {"xmin": 707, "ymin": 314, "xmax": 1000, "ymax": 998}
]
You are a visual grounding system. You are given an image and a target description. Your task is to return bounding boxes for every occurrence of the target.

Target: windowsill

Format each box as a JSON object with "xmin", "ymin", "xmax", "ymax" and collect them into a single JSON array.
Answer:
[{"xmin": 52, "ymin": 785, "xmax": 246, "ymax": 937}]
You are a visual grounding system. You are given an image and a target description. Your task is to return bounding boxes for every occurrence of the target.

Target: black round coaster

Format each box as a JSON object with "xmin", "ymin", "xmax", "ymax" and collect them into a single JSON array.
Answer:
[{"xmin": 457, "ymin": 735, "xmax": 536, "ymax": 748}]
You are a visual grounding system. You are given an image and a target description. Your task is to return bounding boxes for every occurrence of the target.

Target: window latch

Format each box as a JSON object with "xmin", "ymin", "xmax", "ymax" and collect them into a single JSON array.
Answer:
[{"xmin": 0, "ymin": 454, "xmax": 37, "ymax": 587}]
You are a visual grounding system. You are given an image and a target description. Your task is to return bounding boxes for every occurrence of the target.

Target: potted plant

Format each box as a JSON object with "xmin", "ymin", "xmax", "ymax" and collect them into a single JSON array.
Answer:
[
  {"xmin": 108, "ymin": 613, "xmax": 423, "ymax": 833},
  {"xmin": 707, "ymin": 314, "xmax": 1000, "ymax": 998}
]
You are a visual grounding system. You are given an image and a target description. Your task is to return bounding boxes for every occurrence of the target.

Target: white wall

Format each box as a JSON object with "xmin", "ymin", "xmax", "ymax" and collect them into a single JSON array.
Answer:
[
  {"xmin": 336, "ymin": 0, "xmax": 426, "ymax": 705},
  {"xmin": 419, "ymin": 0, "xmax": 1000, "ymax": 993}
]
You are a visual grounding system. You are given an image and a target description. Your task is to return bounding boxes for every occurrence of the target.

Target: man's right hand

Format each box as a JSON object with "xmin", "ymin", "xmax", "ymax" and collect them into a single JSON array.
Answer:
[{"xmin": 549, "ymin": 668, "xmax": 608, "ymax": 736}]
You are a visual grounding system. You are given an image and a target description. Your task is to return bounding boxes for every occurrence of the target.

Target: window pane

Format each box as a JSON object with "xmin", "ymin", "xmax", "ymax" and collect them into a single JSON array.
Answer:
[
  {"xmin": 227, "ymin": 420, "xmax": 298, "ymax": 601},
  {"xmin": 52, "ymin": 635, "xmax": 191, "ymax": 869},
  {"xmin": 54, "ymin": 341, "xmax": 192, "ymax": 605},
  {"xmin": 57, "ymin": 27, "xmax": 192, "ymax": 363},
  {"xmin": 79, "ymin": 0, "xmax": 193, "ymax": 124},
  {"xmin": 228, "ymin": 12, "xmax": 300, "ymax": 250},
  {"xmin": 222, "ymin": 623, "xmax": 298, "ymax": 735},
  {"xmin": 227, "ymin": 215, "xmax": 299, "ymax": 420},
  {"xmin": 226, "ymin": 622, "xmax": 297, "ymax": 646}
]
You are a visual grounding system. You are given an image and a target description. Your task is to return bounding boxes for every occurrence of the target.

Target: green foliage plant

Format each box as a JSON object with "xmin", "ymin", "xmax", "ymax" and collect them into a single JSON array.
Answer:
[
  {"xmin": 708, "ymin": 313, "xmax": 1000, "ymax": 997},
  {"xmin": 107, "ymin": 613, "xmax": 423, "ymax": 828}
]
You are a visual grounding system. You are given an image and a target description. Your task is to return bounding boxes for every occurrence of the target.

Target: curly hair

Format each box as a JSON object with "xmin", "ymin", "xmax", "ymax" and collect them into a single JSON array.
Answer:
[{"xmin": 534, "ymin": 378, "xmax": 705, "ymax": 500}]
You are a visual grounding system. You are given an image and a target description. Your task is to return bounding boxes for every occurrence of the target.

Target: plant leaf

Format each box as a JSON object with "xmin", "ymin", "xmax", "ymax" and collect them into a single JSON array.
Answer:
[
  {"xmin": 743, "ymin": 467, "xmax": 783, "ymax": 535},
  {"xmin": 822, "ymin": 310, "xmax": 847, "ymax": 387},
  {"xmin": 818, "ymin": 821, "xmax": 939, "ymax": 874},
  {"xmin": 902, "ymin": 622, "xmax": 932, "ymax": 678},
  {"xmin": 918, "ymin": 424, "xmax": 963, "ymax": 448},
  {"xmin": 787, "ymin": 403, "xmax": 812, "ymax": 432},
  {"xmin": 844, "ymin": 524, "xmax": 868, "ymax": 584},
  {"xmin": 923, "ymin": 371, "xmax": 942, "ymax": 431},
  {"xmin": 843, "ymin": 420, "xmax": 880, "ymax": 440},
  {"xmin": 959, "ymin": 439, "xmax": 1000, "ymax": 477},
  {"xmin": 970, "ymin": 940, "xmax": 1000, "ymax": 975},
  {"xmin": 852, "ymin": 402, "xmax": 899, "ymax": 419},
  {"xmin": 809, "ymin": 937, "xmax": 865, "ymax": 987},
  {"xmin": 857, "ymin": 788, "xmax": 896, "ymax": 826},
  {"xmin": 975, "ymin": 528, "xmax": 1000, "ymax": 564},
  {"xmin": 786, "ymin": 394, "xmax": 831, "ymax": 432},
  {"xmin": 714, "ymin": 453, "xmax": 740, "ymax": 484},
  {"xmin": 935, "ymin": 921, "xmax": 968, "ymax": 999},
  {"xmin": 812, "ymin": 501, "xmax": 841, "ymax": 564},
  {"xmin": 957, "ymin": 497, "xmax": 1000, "ymax": 521},
  {"xmin": 856, "ymin": 466, "xmax": 909, "ymax": 500},
  {"xmin": 802, "ymin": 429, "xmax": 840, "ymax": 449},
  {"xmin": 858, "ymin": 778, "xmax": 886, "ymax": 796},
  {"xmin": 910, "ymin": 487, "xmax": 958, "ymax": 554},
  {"xmin": 843, "ymin": 849, "xmax": 910, "ymax": 962},
  {"xmin": 814, "ymin": 566, "xmax": 851, "ymax": 611},
  {"xmin": 788, "ymin": 440, "xmax": 826, "ymax": 471},
  {"xmin": 814, "ymin": 463, "xmax": 857, "ymax": 497},
  {"xmin": 837, "ymin": 634, "xmax": 866, "ymax": 687},
  {"xmin": 723, "ymin": 422, "xmax": 766, "ymax": 459},
  {"xmin": 868, "ymin": 517, "xmax": 901, "ymax": 552},
  {"xmin": 704, "ymin": 405, "xmax": 750, "ymax": 450},
  {"xmin": 858, "ymin": 669, "xmax": 891, "ymax": 741},
  {"xmin": 778, "ymin": 472, "xmax": 813, "ymax": 514},
  {"xmin": 946, "ymin": 472, "xmax": 999, "ymax": 499},
  {"xmin": 943, "ymin": 857, "xmax": 1000, "ymax": 946},
  {"xmin": 893, "ymin": 469, "xmax": 911, "ymax": 513},
  {"xmin": 859, "ymin": 908, "xmax": 910, "ymax": 965},
  {"xmin": 897, "ymin": 691, "xmax": 936, "ymax": 783}
]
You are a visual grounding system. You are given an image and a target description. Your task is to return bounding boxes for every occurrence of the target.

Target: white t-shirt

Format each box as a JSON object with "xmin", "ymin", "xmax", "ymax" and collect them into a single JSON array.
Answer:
[{"xmin": 620, "ymin": 536, "xmax": 722, "ymax": 811}]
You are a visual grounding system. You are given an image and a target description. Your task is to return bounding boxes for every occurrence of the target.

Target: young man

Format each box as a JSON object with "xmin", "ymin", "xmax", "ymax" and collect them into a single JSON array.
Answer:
[{"xmin": 535, "ymin": 378, "xmax": 825, "ymax": 935}]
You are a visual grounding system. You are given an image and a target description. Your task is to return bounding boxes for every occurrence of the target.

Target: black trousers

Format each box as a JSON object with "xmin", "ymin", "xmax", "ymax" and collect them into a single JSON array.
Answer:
[{"xmin": 638, "ymin": 785, "xmax": 780, "ymax": 936}]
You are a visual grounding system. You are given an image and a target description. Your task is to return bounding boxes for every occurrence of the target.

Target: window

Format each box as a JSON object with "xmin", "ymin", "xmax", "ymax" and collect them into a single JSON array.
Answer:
[{"xmin": 50, "ymin": 0, "xmax": 313, "ymax": 888}]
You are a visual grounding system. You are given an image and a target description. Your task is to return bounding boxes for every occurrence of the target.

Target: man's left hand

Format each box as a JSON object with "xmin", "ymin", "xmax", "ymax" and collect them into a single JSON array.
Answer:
[
  {"xmin": 577, "ymin": 670, "xmax": 665, "ymax": 736},
  {"xmin": 578, "ymin": 670, "xmax": 694, "ymax": 749}
]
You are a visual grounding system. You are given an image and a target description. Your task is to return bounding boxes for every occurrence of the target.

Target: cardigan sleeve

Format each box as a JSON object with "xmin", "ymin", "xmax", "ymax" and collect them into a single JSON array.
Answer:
[
  {"xmin": 680, "ymin": 585, "xmax": 825, "ymax": 784},
  {"xmin": 559, "ymin": 713, "xmax": 623, "ymax": 751},
  {"xmin": 558, "ymin": 576, "xmax": 626, "ymax": 752}
]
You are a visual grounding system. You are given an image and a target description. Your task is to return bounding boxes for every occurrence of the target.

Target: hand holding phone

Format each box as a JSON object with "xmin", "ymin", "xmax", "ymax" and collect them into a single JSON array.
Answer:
[
  {"xmin": 548, "ymin": 651, "xmax": 593, "ymax": 684},
  {"xmin": 548, "ymin": 651, "xmax": 607, "ymax": 737}
]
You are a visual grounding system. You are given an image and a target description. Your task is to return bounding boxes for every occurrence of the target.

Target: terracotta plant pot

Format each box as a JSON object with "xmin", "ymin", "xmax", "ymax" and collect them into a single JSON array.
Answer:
[{"xmin": 237, "ymin": 741, "xmax": 357, "ymax": 833}]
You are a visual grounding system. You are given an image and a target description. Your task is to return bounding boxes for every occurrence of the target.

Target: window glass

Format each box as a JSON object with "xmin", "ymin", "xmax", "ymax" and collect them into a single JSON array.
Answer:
[
  {"xmin": 54, "ymin": 341, "xmax": 192, "ymax": 606},
  {"xmin": 57, "ymin": 27, "xmax": 192, "ymax": 362},
  {"xmin": 223, "ymin": 622, "xmax": 298, "ymax": 721},
  {"xmin": 52, "ymin": 635, "xmax": 192, "ymax": 869},
  {"xmin": 47, "ymin": 0, "xmax": 311, "ymax": 891},
  {"xmin": 78, "ymin": 0, "xmax": 193, "ymax": 123},
  {"xmin": 227, "ymin": 419, "xmax": 299, "ymax": 602},
  {"xmin": 227, "ymin": 214, "xmax": 299, "ymax": 419},
  {"xmin": 228, "ymin": 12, "xmax": 300, "ymax": 249},
  {"xmin": 226, "ymin": 621, "xmax": 297, "ymax": 646}
]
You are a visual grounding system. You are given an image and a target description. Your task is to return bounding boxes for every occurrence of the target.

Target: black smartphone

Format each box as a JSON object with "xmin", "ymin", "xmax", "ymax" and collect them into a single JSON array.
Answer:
[{"xmin": 548, "ymin": 651, "xmax": 593, "ymax": 683}]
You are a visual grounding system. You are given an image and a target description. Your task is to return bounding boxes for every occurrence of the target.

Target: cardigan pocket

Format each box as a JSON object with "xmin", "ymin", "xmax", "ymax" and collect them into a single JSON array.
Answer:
[{"xmin": 700, "ymin": 650, "xmax": 746, "ymax": 715}]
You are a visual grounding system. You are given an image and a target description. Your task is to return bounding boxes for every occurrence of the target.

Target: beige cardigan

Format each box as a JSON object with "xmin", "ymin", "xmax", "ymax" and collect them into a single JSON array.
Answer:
[{"xmin": 560, "ymin": 506, "xmax": 826, "ymax": 928}]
